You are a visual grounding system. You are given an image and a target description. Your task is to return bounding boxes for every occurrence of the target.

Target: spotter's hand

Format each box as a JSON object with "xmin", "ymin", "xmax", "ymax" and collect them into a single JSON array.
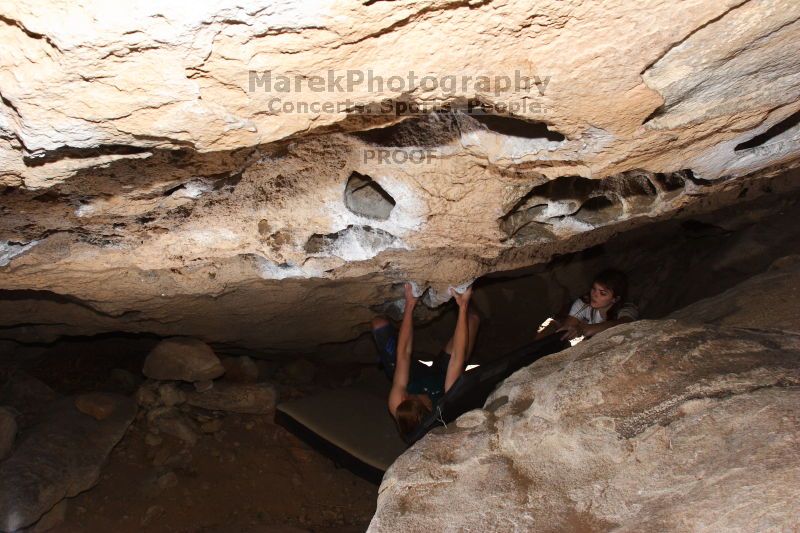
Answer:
[{"xmin": 557, "ymin": 322, "xmax": 583, "ymax": 341}]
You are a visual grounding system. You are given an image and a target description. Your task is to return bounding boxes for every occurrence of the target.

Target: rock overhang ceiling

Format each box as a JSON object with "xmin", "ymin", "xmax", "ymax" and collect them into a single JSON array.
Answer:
[{"xmin": 0, "ymin": 0, "xmax": 799, "ymax": 351}]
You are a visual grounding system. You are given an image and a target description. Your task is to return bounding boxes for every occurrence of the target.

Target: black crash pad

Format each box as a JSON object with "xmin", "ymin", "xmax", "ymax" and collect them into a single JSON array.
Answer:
[
  {"xmin": 276, "ymin": 334, "xmax": 568, "ymax": 483},
  {"xmin": 407, "ymin": 333, "xmax": 568, "ymax": 444},
  {"xmin": 275, "ymin": 368, "xmax": 406, "ymax": 483}
]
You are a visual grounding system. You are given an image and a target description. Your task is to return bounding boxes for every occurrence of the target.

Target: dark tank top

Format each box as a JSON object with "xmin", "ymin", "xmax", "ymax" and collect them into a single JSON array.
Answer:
[{"xmin": 406, "ymin": 350, "xmax": 451, "ymax": 405}]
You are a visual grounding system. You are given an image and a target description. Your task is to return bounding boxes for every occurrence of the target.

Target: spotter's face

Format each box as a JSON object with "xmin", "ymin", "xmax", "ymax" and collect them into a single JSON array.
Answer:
[{"xmin": 590, "ymin": 282, "xmax": 615, "ymax": 309}]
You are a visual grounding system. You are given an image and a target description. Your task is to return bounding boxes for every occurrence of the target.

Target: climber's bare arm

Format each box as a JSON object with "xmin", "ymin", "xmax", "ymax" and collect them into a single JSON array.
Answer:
[
  {"xmin": 388, "ymin": 284, "xmax": 417, "ymax": 415},
  {"xmin": 445, "ymin": 286, "xmax": 473, "ymax": 392}
]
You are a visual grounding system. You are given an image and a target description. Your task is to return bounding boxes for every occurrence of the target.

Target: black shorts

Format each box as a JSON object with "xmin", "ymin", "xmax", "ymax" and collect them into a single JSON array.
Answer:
[{"xmin": 372, "ymin": 323, "xmax": 452, "ymax": 381}]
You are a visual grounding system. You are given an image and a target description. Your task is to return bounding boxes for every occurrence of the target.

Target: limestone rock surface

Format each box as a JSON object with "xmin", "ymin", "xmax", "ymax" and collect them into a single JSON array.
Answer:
[
  {"xmin": 670, "ymin": 255, "xmax": 800, "ymax": 333},
  {"xmin": 370, "ymin": 268, "xmax": 800, "ymax": 531},
  {"xmin": 0, "ymin": 1, "xmax": 799, "ymax": 351}
]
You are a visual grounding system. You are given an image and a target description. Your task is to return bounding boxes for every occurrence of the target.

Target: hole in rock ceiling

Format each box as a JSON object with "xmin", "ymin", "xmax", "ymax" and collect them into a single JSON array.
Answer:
[
  {"xmin": 469, "ymin": 113, "xmax": 565, "ymax": 141},
  {"xmin": 351, "ymin": 112, "xmax": 463, "ymax": 147},
  {"xmin": 572, "ymin": 195, "xmax": 623, "ymax": 225},
  {"xmin": 735, "ymin": 109, "xmax": 800, "ymax": 151},
  {"xmin": 22, "ymin": 144, "xmax": 150, "ymax": 167},
  {"xmin": 343, "ymin": 172, "xmax": 396, "ymax": 221},
  {"xmin": 351, "ymin": 109, "xmax": 566, "ymax": 147},
  {"xmin": 499, "ymin": 170, "xmax": 688, "ymax": 242},
  {"xmin": 304, "ymin": 225, "xmax": 397, "ymax": 260},
  {"xmin": 651, "ymin": 169, "xmax": 689, "ymax": 191},
  {"xmin": 500, "ymin": 215, "xmax": 555, "ymax": 242}
]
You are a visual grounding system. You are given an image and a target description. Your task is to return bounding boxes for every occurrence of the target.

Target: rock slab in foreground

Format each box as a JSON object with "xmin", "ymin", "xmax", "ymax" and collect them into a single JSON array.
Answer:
[
  {"xmin": 0, "ymin": 395, "xmax": 137, "ymax": 532},
  {"xmin": 370, "ymin": 319, "xmax": 800, "ymax": 532},
  {"xmin": 670, "ymin": 255, "xmax": 800, "ymax": 333},
  {"xmin": 142, "ymin": 337, "xmax": 225, "ymax": 382},
  {"xmin": 185, "ymin": 382, "xmax": 278, "ymax": 415}
]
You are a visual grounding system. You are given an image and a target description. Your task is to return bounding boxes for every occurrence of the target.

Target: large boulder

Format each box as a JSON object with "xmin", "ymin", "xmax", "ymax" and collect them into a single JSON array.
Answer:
[
  {"xmin": 370, "ymin": 316, "xmax": 800, "ymax": 530},
  {"xmin": 0, "ymin": 373, "xmax": 58, "ymax": 428},
  {"xmin": 0, "ymin": 395, "xmax": 137, "ymax": 532},
  {"xmin": 142, "ymin": 337, "xmax": 225, "ymax": 382},
  {"xmin": 671, "ymin": 254, "xmax": 800, "ymax": 333}
]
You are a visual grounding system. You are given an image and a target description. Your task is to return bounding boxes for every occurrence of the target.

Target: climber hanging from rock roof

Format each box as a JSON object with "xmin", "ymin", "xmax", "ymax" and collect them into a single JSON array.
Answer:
[{"xmin": 371, "ymin": 282, "xmax": 480, "ymax": 442}]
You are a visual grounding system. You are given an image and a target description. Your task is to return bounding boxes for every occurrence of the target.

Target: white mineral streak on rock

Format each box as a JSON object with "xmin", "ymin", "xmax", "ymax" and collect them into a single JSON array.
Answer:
[
  {"xmin": 74, "ymin": 203, "xmax": 95, "ymax": 217},
  {"xmin": 552, "ymin": 216, "xmax": 597, "ymax": 233},
  {"xmin": 543, "ymin": 201, "xmax": 580, "ymax": 219},
  {"xmin": 423, "ymin": 278, "xmax": 474, "ymax": 307},
  {"xmin": 690, "ymin": 106, "xmax": 800, "ymax": 179},
  {"xmin": 373, "ymin": 177, "xmax": 425, "ymax": 235},
  {"xmin": 461, "ymin": 127, "xmax": 564, "ymax": 163},
  {"xmin": 255, "ymin": 258, "xmax": 320, "ymax": 280},
  {"xmin": 185, "ymin": 228, "xmax": 240, "ymax": 248},
  {"xmin": 0, "ymin": 241, "xmax": 38, "ymax": 267},
  {"xmin": 171, "ymin": 179, "xmax": 213, "ymax": 199},
  {"xmin": 324, "ymin": 226, "xmax": 399, "ymax": 262}
]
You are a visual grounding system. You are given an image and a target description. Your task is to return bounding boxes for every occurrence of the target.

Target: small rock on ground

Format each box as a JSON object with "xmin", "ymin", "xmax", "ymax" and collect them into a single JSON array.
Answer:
[
  {"xmin": 135, "ymin": 381, "xmax": 161, "ymax": 409},
  {"xmin": 74, "ymin": 393, "xmax": 118, "ymax": 420},
  {"xmin": 200, "ymin": 419, "xmax": 223, "ymax": 434},
  {"xmin": 158, "ymin": 383, "xmax": 186, "ymax": 407},
  {"xmin": 141, "ymin": 505, "xmax": 164, "ymax": 526},
  {"xmin": 147, "ymin": 407, "xmax": 199, "ymax": 446},
  {"xmin": 156, "ymin": 471, "xmax": 178, "ymax": 490}
]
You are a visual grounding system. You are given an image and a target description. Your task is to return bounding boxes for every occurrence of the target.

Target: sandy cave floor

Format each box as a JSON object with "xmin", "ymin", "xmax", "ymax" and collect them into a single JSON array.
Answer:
[
  {"xmin": 58, "ymin": 411, "xmax": 377, "ymax": 533},
  {"xmin": 9, "ymin": 341, "xmax": 378, "ymax": 533}
]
